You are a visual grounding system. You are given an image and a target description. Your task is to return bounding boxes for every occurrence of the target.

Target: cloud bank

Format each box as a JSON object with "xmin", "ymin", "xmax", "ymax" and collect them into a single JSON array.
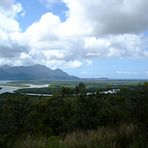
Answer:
[{"xmin": 0, "ymin": 0, "xmax": 148, "ymax": 68}]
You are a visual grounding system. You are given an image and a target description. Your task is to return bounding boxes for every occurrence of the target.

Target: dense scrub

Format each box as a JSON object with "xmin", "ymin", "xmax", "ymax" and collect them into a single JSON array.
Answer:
[{"xmin": 0, "ymin": 82, "xmax": 148, "ymax": 147}]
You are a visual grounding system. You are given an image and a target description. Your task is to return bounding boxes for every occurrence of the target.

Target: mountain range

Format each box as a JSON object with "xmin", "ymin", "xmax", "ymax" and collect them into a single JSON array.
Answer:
[{"xmin": 0, "ymin": 64, "xmax": 78, "ymax": 80}]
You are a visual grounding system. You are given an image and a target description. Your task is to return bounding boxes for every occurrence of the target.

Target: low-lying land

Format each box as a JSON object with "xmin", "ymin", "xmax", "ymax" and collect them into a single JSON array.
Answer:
[{"xmin": 13, "ymin": 79, "xmax": 147, "ymax": 94}]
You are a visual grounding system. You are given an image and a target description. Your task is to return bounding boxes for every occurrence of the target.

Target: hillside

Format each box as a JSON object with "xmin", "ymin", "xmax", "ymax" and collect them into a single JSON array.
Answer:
[{"xmin": 0, "ymin": 64, "xmax": 78, "ymax": 80}]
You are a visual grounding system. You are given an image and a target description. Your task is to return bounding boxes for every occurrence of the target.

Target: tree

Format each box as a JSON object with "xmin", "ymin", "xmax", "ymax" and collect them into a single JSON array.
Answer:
[
  {"xmin": 75, "ymin": 83, "xmax": 86, "ymax": 96},
  {"xmin": 60, "ymin": 87, "xmax": 73, "ymax": 97}
]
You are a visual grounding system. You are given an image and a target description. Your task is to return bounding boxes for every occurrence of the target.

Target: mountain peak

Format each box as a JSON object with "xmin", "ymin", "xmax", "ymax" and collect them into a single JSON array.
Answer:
[
  {"xmin": 33, "ymin": 64, "xmax": 45, "ymax": 67},
  {"xmin": 54, "ymin": 68, "xmax": 63, "ymax": 72},
  {"xmin": 31, "ymin": 64, "xmax": 51, "ymax": 69},
  {"xmin": 0, "ymin": 64, "xmax": 79, "ymax": 80}
]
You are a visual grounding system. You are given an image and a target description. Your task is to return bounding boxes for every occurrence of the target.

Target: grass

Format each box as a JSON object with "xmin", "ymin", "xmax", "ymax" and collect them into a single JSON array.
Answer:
[
  {"xmin": 62, "ymin": 124, "xmax": 135, "ymax": 148},
  {"xmin": 14, "ymin": 124, "xmax": 147, "ymax": 148}
]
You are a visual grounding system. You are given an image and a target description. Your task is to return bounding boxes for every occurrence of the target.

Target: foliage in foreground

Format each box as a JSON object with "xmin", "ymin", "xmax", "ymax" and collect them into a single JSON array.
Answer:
[
  {"xmin": 15, "ymin": 124, "xmax": 147, "ymax": 148},
  {"xmin": 0, "ymin": 82, "xmax": 148, "ymax": 147}
]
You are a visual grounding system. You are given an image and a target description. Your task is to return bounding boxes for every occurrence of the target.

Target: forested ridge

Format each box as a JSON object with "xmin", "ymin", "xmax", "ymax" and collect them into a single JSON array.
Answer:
[{"xmin": 0, "ymin": 82, "xmax": 148, "ymax": 148}]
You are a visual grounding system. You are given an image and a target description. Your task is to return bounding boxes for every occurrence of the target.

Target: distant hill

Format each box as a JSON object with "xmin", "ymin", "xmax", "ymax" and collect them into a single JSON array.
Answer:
[{"xmin": 0, "ymin": 64, "xmax": 79, "ymax": 80}]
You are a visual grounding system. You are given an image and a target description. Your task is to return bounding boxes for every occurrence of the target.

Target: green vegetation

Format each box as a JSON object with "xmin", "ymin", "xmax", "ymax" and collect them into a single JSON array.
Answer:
[
  {"xmin": 14, "ymin": 79, "xmax": 147, "ymax": 95},
  {"xmin": 0, "ymin": 82, "xmax": 148, "ymax": 147}
]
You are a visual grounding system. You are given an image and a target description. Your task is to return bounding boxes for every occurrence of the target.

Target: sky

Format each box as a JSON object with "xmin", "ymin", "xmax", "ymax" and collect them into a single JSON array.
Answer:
[{"xmin": 0, "ymin": 0, "xmax": 148, "ymax": 79}]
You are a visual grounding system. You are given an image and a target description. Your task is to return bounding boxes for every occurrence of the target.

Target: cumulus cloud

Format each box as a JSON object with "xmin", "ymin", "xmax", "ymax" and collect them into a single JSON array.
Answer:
[
  {"xmin": 0, "ymin": 0, "xmax": 27, "ymax": 63},
  {"xmin": 0, "ymin": 0, "xmax": 148, "ymax": 68},
  {"xmin": 0, "ymin": 0, "xmax": 24, "ymax": 17},
  {"xmin": 63, "ymin": 0, "xmax": 148, "ymax": 35},
  {"xmin": 85, "ymin": 34, "xmax": 148, "ymax": 58}
]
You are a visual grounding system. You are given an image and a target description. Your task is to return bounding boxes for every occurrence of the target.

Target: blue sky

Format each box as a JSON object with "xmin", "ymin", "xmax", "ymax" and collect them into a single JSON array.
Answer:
[
  {"xmin": 17, "ymin": 0, "xmax": 68, "ymax": 30},
  {"xmin": 0, "ymin": 0, "xmax": 148, "ymax": 79}
]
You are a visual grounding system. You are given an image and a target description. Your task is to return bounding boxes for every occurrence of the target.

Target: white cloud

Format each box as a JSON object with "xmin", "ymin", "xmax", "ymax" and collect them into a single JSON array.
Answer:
[
  {"xmin": 65, "ymin": 60, "xmax": 83, "ymax": 68},
  {"xmin": 0, "ymin": 0, "xmax": 27, "ymax": 60},
  {"xmin": 24, "ymin": 12, "xmax": 61, "ymax": 42},
  {"xmin": 0, "ymin": 13, "xmax": 20, "ymax": 32},
  {"xmin": 1, "ymin": 0, "xmax": 148, "ymax": 68},
  {"xmin": 62, "ymin": 0, "xmax": 148, "ymax": 35},
  {"xmin": 0, "ymin": 0, "xmax": 24, "ymax": 17}
]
